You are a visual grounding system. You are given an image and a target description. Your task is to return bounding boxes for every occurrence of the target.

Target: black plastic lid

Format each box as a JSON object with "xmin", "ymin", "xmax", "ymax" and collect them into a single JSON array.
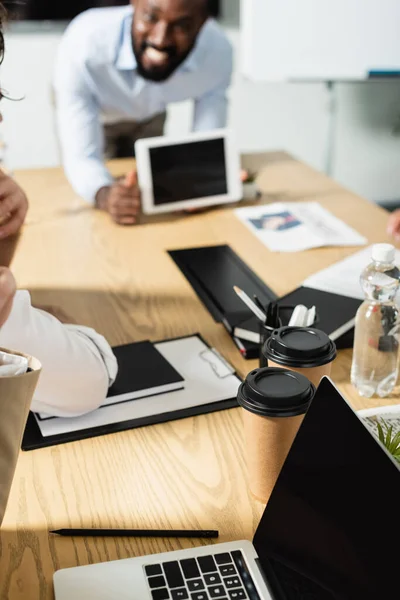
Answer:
[
  {"xmin": 237, "ymin": 367, "xmax": 315, "ymax": 417},
  {"xmin": 263, "ymin": 326, "xmax": 337, "ymax": 368}
]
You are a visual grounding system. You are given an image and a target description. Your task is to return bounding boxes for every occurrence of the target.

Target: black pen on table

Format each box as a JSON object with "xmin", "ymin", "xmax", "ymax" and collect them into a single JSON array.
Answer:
[
  {"xmin": 253, "ymin": 294, "xmax": 266, "ymax": 316},
  {"xmin": 50, "ymin": 528, "xmax": 219, "ymax": 539}
]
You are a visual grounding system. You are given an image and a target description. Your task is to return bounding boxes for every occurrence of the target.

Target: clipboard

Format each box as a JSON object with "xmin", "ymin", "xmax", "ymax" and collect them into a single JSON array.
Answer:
[{"xmin": 22, "ymin": 334, "xmax": 241, "ymax": 451}]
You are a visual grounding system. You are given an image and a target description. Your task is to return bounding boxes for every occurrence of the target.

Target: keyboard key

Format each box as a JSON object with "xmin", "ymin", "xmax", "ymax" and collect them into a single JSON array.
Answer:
[
  {"xmin": 149, "ymin": 575, "xmax": 167, "ymax": 589},
  {"xmin": 231, "ymin": 550, "xmax": 259, "ymax": 598},
  {"xmin": 187, "ymin": 579, "xmax": 205, "ymax": 592},
  {"xmin": 208, "ymin": 586, "xmax": 226, "ymax": 598},
  {"xmin": 151, "ymin": 589, "xmax": 170, "ymax": 600},
  {"xmin": 163, "ymin": 561, "xmax": 185, "ymax": 588},
  {"xmin": 191, "ymin": 593, "xmax": 209, "ymax": 600},
  {"xmin": 180, "ymin": 558, "xmax": 201, "ymax": 579},
  {"xmin": 204, "ymin": 573, "xmax": 222, "ymax": 586},
  {"xmin": 198, "ymin": 556, "xmax": 217, "ymax": 573},
  {"xmin": 223, "ymin": 577, "xmax": 241, "ymax": 589},
  {"xmin": 214, "ymin": 553, "xmax": 232, "ymax": 565},
  {"xmin": 171, "ymin": 589, "xmax": 189, "ymax": 599},
  {"xmin": 228, "ymin": 591, "xmax": 246, "ymax": 599},
  {"xmin": 146, "ymin": 564, "xmax": 163, "ymax": 577},
  {"xmin": 218, "ymin": 565, "xmax": 236, "ymax": 576}
]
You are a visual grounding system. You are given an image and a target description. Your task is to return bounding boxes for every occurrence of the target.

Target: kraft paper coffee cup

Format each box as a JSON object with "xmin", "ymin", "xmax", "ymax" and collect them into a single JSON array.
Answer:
[
  {"xmin": 262, "ymin": 326, "xmax": 337, "ymax": 387},
  {"xmin": 0, "ymin": 348, "xmax": 41, "ymax": 523},
  {"xmin": 237, "ymin": 367, "xmax": 315, "ymax": 503}
]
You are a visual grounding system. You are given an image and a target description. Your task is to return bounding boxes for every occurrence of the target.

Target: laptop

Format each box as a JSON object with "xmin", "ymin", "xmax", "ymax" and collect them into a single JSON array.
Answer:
[{"xmin": 54, "ymin": 378, "xmax": 400, "ymax": 599}]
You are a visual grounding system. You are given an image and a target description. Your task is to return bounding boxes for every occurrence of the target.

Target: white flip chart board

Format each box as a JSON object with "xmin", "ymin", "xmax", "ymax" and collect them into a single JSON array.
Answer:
[{"xmin": 241, "ymin": 0, "xmax": 400, "ymax": 81}]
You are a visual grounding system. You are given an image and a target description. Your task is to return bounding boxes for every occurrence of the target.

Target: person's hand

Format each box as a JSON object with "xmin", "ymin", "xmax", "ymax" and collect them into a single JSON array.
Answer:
[
  {"xmin": 95, "ymin": 169, "xmax": 140, "ymax": 225},
  {"xmin": 0, "ymin": 267, "xmax": 16, "ymax": 327},
  {"xmin": 0, "ymin": 170, "xmax": 28, "ymax": 239},
  {"xmin": 387, "ymin": 209, "xmax": 400, "ymax": 241}
]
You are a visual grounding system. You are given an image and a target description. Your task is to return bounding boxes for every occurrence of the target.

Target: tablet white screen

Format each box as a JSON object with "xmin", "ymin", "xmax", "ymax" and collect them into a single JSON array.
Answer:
[{"xmin": 149, "ymin": 137, "xmax": 227, "ymax": 205}]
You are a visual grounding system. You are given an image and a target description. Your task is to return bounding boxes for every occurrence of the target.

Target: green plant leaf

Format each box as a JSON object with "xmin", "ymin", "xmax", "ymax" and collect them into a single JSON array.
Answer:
[
  {"xmin": 377, "ymin": 421, "xmax": 385, "ymax": 444},
  {"xmin": 387, "ymin": 429, "xmax": 400, "ymax": 452},
  {"xmin": 389, "ymin": 441, "xmax": 400, "ymax": 453},
  {"xmin": 391, "ymin": 431, "xmax": 400, "ymax": 446},
  {"xmin": 385, "ymin": 424, "xmax": 393, "ymax": 446}
]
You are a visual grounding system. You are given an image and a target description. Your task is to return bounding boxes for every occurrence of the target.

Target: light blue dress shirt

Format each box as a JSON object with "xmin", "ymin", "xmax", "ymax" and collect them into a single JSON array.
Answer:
[{"xmin": 54, "ymin": 6, "xmax": 233, "ymax": 203}]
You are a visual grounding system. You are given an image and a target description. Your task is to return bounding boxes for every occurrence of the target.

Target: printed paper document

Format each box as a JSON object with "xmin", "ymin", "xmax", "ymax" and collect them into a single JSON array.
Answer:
[{"xmin": 235, "ymin": 202, "xmax": 367, "ymax": 252}]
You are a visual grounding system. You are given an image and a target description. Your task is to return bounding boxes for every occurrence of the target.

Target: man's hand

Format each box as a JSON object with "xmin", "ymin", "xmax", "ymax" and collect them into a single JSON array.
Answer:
[
  {"xmin": 0, "ymin": 267, "xmax": 16, "ymax": 327},
  {"xmin": 0, "ymin": 171, "xmax": 28, "ymax": 239},
  {"xmin": 95, "ymin": 169, "xmax": 140, "ymax": 225},
  {"xmin": 387, "ymin": 209, "xmax": 400, "ymax": 241}
]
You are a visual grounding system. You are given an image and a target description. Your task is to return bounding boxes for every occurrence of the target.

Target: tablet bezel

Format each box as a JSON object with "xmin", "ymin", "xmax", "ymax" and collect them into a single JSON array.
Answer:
[{"xmin": 135, "ymin": 129, "xmax": 242, "ymax": 215}]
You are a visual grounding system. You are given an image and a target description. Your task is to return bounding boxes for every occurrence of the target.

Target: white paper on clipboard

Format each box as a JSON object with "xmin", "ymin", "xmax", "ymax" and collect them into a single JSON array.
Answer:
[{"xmin": 34, "ymin": 335, "xmax": 241, "ymax": 438}]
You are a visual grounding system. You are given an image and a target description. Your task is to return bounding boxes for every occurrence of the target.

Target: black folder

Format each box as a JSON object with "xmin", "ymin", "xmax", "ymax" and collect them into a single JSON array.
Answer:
[
  {"xmin": 168, "ymin": 245, "xmax": 277, "ymax": 358},
  {"xmin": 168, "ymin": 245, "xmax": 359, "ymax": 354},
  {"xmin": 22, "ymin": 334, "xmax": 240, "ymax": 451}
]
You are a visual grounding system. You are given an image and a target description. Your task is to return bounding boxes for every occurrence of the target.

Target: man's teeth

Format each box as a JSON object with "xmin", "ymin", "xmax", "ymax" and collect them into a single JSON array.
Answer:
[{"xmin": 145, "ymin": 47, "xmax": 169, "ymax": 64}]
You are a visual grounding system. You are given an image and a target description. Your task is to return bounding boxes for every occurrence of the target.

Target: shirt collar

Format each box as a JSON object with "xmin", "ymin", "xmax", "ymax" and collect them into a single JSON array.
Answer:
[
  {"xmin": 179, "ymin": 48, "xmax": 199, "ymax": 73},
  {"xmin": 176, "ymin": 20, "xmax": 209, "ymax": 73},
  {"xmin": 115, "ymin": 11, "xmax": 137, "ymax": 71}
]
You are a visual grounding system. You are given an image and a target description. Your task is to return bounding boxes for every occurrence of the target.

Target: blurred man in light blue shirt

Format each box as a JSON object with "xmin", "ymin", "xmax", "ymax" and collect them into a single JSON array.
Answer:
[{"xmin": 54, "ymin": 0, "xmax": 233, "ymax": 225}]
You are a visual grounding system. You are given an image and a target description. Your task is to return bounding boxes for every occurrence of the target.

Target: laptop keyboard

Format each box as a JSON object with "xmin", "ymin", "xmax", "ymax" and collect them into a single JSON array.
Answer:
[{"xmin": 144, "ymin": 549, "xmax": 261, "ymax": 599}]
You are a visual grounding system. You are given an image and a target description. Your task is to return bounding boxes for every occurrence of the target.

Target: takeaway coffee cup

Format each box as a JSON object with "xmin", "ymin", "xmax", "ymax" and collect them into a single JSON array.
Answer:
[
  {"xmin": 262, "ymin": 326, "xmax": 337, "ymax": 387},
  {"xmin": 0, "ymin": 348, "xmax": 41, "ymax": 517},
  {"xmin": 237, "ymin": 367, "xmax": 315, "ymax": 503}
]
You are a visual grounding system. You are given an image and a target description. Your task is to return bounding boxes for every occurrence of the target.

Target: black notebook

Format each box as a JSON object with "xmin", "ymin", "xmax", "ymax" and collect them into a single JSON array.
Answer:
[
  {"xmin": 106, "ymin": 341, "xmax": 184, "ymax": 406},
  {"xmin": 233, "ymin": 287, "xmax": 362, "ymax": 347},
  {"xmin": 232, "ymin": 335, "xmax": 260, "ymax": 359},
  {"xmin": 233, "ymin": 316, "xmax": 262, "ymax": 345}
]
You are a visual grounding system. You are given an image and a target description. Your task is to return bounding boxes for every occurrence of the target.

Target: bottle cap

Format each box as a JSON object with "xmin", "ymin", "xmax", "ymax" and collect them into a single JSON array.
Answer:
[
  {"xmin": 237, "ymin": 367, "xmax": 315, "ymax": 417},
  {"xmin": 372, "ymin": 243, "xmax": 395, "ymax": 264}
]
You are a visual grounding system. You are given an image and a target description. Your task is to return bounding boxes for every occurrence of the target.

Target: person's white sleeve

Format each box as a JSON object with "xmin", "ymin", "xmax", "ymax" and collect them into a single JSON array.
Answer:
[
  {"xmin": 192, "ymin": 37, "xmax": 233, "ymax": 131},
  {"xmin": 54, "ymin": 41, "xmax": 113, "ymax": 203},
  {"xmin": 0, "ymin": 291, "xmax": 118, "ymax": 417}
]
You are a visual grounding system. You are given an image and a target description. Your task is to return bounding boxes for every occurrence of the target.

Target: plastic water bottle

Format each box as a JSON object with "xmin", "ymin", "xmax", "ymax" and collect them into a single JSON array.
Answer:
[{"xmin": 351, "ymin": 243, "xmax": 400, "ymax": 398}]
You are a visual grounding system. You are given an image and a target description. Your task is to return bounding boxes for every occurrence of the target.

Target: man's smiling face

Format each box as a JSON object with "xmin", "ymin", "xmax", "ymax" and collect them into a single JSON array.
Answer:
[{"xmin": 131, "ymin": 0, "xmax": 208, "ymax": 82}]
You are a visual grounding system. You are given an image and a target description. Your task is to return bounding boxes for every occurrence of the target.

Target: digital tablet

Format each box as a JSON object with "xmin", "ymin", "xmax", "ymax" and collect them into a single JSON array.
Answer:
[{"xmin": 135, "ymin": 129, "xmax": 242, "ymax": 214}]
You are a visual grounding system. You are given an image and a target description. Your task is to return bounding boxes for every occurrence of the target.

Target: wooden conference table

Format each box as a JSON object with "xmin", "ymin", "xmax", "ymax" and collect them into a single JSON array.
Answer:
[{"xmin": 0, "ymin": 152, "xmax": 397, "ymax": 599}]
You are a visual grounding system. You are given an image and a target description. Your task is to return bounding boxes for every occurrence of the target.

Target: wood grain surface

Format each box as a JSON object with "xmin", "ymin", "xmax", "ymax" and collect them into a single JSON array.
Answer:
[{"xmin": 0, "ymin": 152, "xmax": 397, "ymax": 600}]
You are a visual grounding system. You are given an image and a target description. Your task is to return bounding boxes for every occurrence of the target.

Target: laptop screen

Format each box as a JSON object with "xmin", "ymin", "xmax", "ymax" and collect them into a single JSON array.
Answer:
[{"xmin": 253, "ymin": 377, "xmax": 399, "ymax": 599}]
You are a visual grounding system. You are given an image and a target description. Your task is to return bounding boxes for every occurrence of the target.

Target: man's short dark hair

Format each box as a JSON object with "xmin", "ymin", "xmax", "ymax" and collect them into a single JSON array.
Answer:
[{"xmin": 207, "ymin": 0, "xmax": 219, "ymax": 17}]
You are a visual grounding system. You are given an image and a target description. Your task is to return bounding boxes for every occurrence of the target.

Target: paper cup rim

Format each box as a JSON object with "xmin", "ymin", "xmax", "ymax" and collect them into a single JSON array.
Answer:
[{"xmin": 0, "ymin": 346, "xmax": 42, "ymax": 373}]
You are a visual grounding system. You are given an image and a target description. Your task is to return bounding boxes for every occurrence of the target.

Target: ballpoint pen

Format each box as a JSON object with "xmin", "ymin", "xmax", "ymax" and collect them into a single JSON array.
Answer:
[
  {"xmin": 233, "ymin": 286, "xmax": 266, "ymax": 322},
  {"xmin": 253, "ymin": 294, "xmax": 266, "ymax": 316}
]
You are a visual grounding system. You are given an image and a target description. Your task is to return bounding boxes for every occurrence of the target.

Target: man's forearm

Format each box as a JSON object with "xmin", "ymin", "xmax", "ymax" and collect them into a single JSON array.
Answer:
[{"xmin": 0, "ymin": 290, "xmax": 117, "ymax": 417}]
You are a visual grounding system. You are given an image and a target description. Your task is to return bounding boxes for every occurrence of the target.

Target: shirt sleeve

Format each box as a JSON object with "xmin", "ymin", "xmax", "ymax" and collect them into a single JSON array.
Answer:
[
  {"xmin": 54, "ymin": 40, "xmax": 114, "ymax": 204},
  {"xmin": 192, "ymin": 37, "xmax": 233, "ymax": 131},
  {"xmin": 0, "ymin": 291, "xmax": 118, "ymax": 417}
]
